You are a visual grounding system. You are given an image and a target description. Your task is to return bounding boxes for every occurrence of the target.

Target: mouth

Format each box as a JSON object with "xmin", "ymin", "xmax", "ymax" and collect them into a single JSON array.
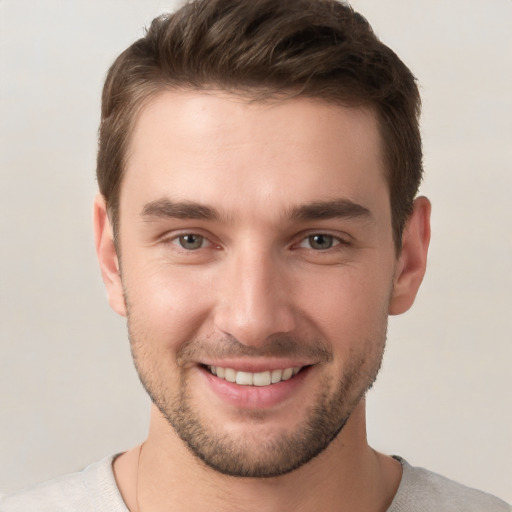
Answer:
[
  {"xmin": 205, "ymin": 365, "xmax": 306, "ymax": 387},
  {"xmin": 199, "ymin": 362, "xmax": 314, "ymax": 409}
]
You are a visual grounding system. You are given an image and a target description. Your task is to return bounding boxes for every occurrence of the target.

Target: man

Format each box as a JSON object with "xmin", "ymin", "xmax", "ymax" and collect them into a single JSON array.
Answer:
[{"xmin": 1, "ymin": 0, "xmax": 509, "ymax": 510}]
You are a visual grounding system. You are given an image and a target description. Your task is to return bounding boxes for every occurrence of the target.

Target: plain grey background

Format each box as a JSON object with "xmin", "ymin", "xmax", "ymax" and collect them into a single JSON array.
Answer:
[{"xmin": 1, "ymin": 0, "xmax": 511, "ymax": 503}]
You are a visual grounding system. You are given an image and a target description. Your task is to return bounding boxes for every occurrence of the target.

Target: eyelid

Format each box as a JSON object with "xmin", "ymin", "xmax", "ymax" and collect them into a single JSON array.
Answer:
[
  {"xmin": 172, "ymin": 234, "xmax": 209, "ymax": 250},
  {"xmin": 299, "ymin": 235, "xmax": 339, "ymax": 249},
  {"xmin": 157, "ymin": 228, "xmax": 351, "ymax": 251},
  {"xmin": 294, "ymin": 230, "xmax": 352, "ymax": 249},
  {"xmin": 161, "ymin": 229, "xmax": 218, "ymax": 249}
]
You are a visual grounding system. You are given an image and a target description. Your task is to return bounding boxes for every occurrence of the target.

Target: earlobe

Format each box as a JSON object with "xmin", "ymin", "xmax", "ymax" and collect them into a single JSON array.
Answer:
[
  {"xmin": 93, "ymin": 194, "xmax": 127, "ymax": 317},
  {"xmin": 389, "ymin": 196, "xmax": 431, "ymax": 315}
]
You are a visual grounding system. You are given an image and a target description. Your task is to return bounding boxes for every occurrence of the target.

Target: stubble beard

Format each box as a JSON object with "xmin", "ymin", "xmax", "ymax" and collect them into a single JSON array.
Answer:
[{"xmin": 128, "ymin": 320, "xmax": 387, "ymax": 479}]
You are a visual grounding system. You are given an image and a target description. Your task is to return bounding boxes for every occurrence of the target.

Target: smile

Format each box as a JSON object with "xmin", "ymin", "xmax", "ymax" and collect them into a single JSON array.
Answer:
[{"xmin": 207, "ymin": 365, "xmax": 303, "ymax": 386}]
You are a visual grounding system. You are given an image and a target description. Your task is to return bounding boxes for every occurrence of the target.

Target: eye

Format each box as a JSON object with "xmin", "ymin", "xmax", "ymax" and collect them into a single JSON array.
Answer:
[
  {"xmin": 301, "ymin": 234, "xmax": 340, "ymax": 251},
  {"xmin": 174, "ymin": 234, "xmax": 207, "ymax": 250}
]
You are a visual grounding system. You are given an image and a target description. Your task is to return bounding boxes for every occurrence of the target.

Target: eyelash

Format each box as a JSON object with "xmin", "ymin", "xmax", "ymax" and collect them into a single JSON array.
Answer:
[
  {"xmin": 165, "ymin": 231, "xmax": 350, "ymax": 252},
  {"xmin": 169, "ymin": 233, "xmax": 213, "ymax": 251},
  {"xmin": 297, "ymin": 233, "xmax": 346, "ymax": 251}
]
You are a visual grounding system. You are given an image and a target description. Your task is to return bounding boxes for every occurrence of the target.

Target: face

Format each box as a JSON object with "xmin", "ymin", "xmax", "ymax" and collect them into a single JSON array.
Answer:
[{"xmin": 96, "ymin": 90, "xmax": 425, "ymax": 478}]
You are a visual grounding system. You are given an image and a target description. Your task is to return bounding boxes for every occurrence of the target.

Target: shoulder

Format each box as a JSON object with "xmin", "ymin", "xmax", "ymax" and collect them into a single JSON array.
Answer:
[
  {"xmin": 0, "ymin": 455, "xmax": 128, "ymax": 512},
  {"xmin": 388, "ymin": 457, "xmax": 511, "ymax": 512}
]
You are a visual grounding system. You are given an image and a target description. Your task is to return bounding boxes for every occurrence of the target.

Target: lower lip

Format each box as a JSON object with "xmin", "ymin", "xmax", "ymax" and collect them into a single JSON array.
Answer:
[{"xmin": 200, "ymin": 366, "xmax": 311, "ymax": 409}]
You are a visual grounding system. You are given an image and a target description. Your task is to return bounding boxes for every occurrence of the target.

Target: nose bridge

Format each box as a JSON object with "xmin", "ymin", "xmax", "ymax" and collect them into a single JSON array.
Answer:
[{"xmin": 214, "ymin": 242, "xmax": 295, "ymax": 346}]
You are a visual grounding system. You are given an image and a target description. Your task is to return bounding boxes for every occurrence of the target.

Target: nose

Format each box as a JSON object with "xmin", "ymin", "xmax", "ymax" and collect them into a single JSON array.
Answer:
[{"xmin": 213, "ymin": 247, "xmax": 296, "ymax": 347}]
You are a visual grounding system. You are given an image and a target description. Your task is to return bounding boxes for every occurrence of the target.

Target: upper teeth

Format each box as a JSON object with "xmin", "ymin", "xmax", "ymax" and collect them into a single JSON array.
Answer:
[{"xmin": 208, "ymin": 366, "xmax": 301, "ymax": 386}]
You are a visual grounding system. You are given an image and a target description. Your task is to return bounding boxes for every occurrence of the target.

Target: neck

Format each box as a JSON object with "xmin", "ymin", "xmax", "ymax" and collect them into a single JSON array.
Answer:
[{"xmin": 114, "ymin": 400, "xmax": 401, "ymax": 512}]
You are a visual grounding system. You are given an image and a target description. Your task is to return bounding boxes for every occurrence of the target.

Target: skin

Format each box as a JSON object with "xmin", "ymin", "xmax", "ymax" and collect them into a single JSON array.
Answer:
[{"xmin": 94, "ymin": 90, "xmax": 431, "ymax": 511}]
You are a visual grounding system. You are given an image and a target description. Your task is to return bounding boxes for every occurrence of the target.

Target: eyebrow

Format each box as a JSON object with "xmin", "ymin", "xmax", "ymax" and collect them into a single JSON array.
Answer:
[
  {"xmin": 289, "ymin": 199, "xmax": 372, "ymax": 222},
  {"xmin": 141, "ymin": 197, "xmax": 372, "ymax": 223},
  {"xmin": 142, "ymin": 199, "xmax": 220, "ymax": 221}
]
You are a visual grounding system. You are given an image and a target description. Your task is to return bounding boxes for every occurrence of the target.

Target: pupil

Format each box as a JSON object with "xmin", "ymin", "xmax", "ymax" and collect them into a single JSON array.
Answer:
[{"xmin": 310, "ymin": 234, "xmax": 333, "ymax": 250}]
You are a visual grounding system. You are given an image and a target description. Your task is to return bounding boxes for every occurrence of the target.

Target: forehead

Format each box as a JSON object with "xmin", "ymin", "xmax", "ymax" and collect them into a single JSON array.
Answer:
[{"xmin": 122, "ymin": 90, "xmax": 387, "ymax": 220}]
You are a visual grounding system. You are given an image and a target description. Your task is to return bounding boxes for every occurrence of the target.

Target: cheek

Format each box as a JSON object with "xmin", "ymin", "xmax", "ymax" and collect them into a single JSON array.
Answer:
[
  {"xmin": 296, "ymin": 264, "xmax": 393, "ymax": 347},
  {"xmin": 122, "ymin": 261, "xmax": 216, "ymax": 348}
]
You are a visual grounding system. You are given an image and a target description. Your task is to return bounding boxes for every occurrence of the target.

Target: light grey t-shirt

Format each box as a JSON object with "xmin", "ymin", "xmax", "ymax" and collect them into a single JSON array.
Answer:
[{"xmin": 1, "ymin": 455, "xmax": 510, "ymax": 511}]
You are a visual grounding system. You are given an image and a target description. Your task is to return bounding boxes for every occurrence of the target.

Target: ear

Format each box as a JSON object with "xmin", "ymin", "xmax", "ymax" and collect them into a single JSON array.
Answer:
[
  {"xmin": 389, "ymin": 196, "xmax": 431, "ymax": 315},
  {"xmin": 93, "ymin": 194, "xmax": 127, "ymax": 317}
]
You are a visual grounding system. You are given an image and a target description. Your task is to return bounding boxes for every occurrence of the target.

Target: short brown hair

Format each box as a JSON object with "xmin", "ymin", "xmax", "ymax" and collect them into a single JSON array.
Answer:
[{"xmin": 97, "ymin": 0, "xmax": 422, "ymax": 250}]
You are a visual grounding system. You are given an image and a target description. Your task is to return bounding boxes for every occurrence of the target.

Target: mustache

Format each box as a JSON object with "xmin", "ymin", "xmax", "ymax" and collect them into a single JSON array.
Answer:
[{"xmin": 176, "ymin": 334, "xmax": 333, "ymax": 365}]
